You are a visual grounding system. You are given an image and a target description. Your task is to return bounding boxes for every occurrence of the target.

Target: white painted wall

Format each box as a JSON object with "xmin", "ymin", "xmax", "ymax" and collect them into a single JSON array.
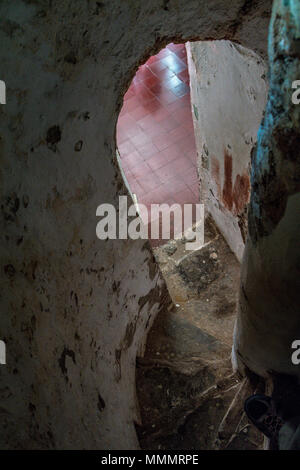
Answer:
[{"xmin": 187, "ymin": 40, "xmax": 268, "ymax": 261}]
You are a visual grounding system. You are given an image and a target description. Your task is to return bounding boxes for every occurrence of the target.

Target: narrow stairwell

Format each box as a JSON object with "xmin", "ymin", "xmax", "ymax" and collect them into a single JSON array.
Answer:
[{"xmin": 135, "ymin": 217, "xmax": 265, "ymax": 450}]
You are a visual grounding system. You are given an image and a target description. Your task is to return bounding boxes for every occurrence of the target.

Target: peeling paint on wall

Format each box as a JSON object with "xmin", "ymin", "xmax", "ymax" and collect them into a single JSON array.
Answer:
[{"xmin": 234, "ymin": 0, "xmax": 300, "ymax": 380}]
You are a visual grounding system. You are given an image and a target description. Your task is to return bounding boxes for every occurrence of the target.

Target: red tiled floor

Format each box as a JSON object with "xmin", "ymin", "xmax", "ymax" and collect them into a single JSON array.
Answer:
[
  {"xmin": 122, "ymin": 151, "xmax": 144, "ymax": 170},
  {"xmin": 116, "ymin": 43, "xmax": 199, "ymax": 243}
]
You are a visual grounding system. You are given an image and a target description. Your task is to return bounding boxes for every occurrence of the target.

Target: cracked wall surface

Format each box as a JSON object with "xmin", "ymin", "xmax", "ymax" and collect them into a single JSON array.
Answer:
[{"xmin": 0, "ymin": 0, "xmax": 271, "ymax": 449}]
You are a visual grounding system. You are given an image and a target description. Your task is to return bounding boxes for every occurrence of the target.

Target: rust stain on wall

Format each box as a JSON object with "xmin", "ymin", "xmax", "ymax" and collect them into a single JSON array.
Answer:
[
  {"xmin": 222, "ymin": 150, "xmax": 233, "ymax": 210},
  {"xmin": 233, "ymin": 173, "xmax": 250, "ymax": 214},
  {"xmin": 221, "ymin": 150, "xmax": 250, "ymax": 216}
]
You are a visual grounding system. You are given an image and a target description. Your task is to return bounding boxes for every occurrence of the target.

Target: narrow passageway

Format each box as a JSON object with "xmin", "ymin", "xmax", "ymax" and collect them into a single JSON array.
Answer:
[
  {"xmin": 117, "ymin": 42, "xmax": 266, "ymax": 450},
  {"xmin": 117, "ymin": 43, "xmax": 199, "ymax": 241}
]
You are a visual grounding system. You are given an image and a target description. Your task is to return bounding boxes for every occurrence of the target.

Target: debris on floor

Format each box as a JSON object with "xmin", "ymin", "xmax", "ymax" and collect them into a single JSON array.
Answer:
[{"xmin": 136, "ymin": 217, "xmax": 264, "ymax": 450}]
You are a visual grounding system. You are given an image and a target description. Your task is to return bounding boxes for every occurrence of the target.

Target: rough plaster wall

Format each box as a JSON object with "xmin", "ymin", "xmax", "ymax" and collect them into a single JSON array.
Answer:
[
  {"xmin": 187, "ymin": 40, "xmax": 268, "ymax": 262},
  {"xmin": 233, "ymin": 0, "xmax": 300, "ymax": 379},
  {"xmin": 0, "ymin": 0, "xmax": 271, "ymax": 450}
]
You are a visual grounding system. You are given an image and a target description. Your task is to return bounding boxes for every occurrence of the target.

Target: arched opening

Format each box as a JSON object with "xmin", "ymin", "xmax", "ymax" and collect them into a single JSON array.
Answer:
[
  {"xmin": 116, "ymin": 39, "xmax": 268, "ymax": 449},
  {"xmin": 116, "ymin": 42, "xmax": 198, "ymax": 245}
]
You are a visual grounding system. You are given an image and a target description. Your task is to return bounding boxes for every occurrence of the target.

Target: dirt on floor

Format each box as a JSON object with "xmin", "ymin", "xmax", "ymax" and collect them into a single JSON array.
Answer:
[{"xmin": 135, "ymin": 216, "xmax": 265, "ymax": 450}]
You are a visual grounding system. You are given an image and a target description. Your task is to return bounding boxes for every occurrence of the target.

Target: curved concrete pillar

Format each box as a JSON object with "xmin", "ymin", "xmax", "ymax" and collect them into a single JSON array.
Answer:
[{"xmin": 233, "ymin": 0, "xmax": 300, "ymax": 379}]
